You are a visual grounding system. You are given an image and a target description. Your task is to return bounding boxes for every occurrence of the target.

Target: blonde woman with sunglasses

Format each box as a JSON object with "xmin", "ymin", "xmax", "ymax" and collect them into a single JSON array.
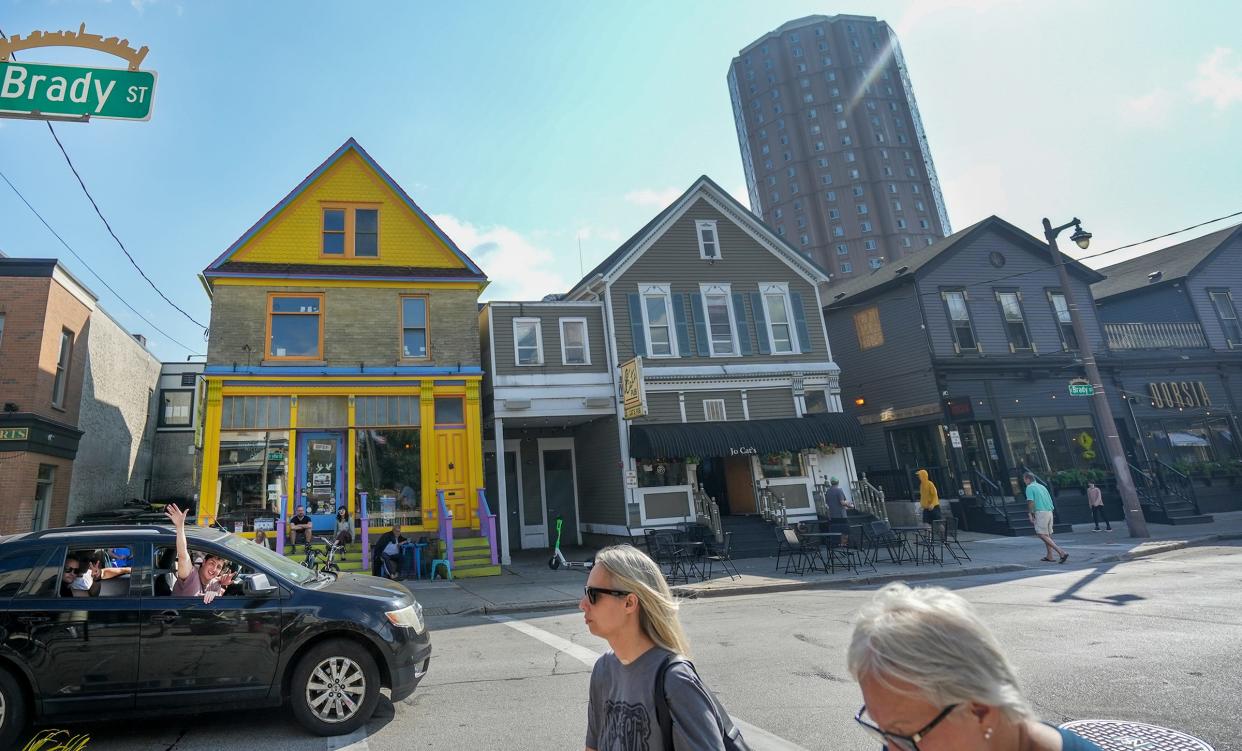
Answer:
[
  {"xmin": 848, "ymin": 583, "xmax": 1102, "ymax": 751},
  {"xmin": 581, "ymin": 544, "xmax": 747, "ymax": 751}
]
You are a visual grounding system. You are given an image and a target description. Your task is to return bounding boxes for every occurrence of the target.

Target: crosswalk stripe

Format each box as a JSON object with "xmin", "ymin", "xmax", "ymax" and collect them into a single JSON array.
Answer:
[{"xmin": 487, "ymin": 614, "xmax": 810, "ymax": 751}]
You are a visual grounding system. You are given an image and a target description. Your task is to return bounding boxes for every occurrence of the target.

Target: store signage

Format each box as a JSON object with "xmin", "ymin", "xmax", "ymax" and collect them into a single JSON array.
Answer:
[
  {"xmin": 312, "ymin": 472, "xmax": 331, "ymax": 487},
  {"xmin": 620, "ymin": 356, "xmax": 647, "ymax": 419},
  {"xmin": 728, "ymin": 446, "xmax": 758, "ymax": 456},
  {"xmin": 253, "ymin": 517, "xmax": 275, "ymax": 532},
  {"xmin": 859, "ymin": 402, "xmax": 941, "ymax": 425},
  {"xmin": 624, "ymin": 470, "xmax": 638, "ymax": 489},
  {"xmin": 0, "ymin": 24, "xmax": 156, "ymax": 121},
  {"xmin": 943, "ymin": 397, "xmax": 974, "ymax": 421},
  {"xmin": 1068, "ymin": 378, "xmax": 1094, "ymax": 397},
  {"xmin": 1148, "ymin": 381, "xmax": 1211, "ymax": 409},
  {"xmin": 0, "ymin": 427, "xmax": 29, "ymax": 441},
  {"xmin": 948, "ymin": 430, "xmax": 963, "ymax": 448}
]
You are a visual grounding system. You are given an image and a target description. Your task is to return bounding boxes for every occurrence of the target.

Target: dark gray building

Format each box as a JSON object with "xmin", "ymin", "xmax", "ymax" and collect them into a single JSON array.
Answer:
[{"xmin": 728, "ymin": 14, "xmax": 950, "ymax": 283}]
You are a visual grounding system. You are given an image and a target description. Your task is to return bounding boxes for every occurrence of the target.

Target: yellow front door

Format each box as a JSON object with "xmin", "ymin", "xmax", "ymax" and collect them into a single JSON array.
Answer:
[{"xmin": 435, "ymin": 429, "xmax": 471, "ymax": 526}]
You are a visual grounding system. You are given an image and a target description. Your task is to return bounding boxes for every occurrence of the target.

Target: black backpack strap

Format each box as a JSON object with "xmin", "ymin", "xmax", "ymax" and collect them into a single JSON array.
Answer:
[{"xmin": 653, "ymin": 653, "xmax": 682, "ymax": 749}]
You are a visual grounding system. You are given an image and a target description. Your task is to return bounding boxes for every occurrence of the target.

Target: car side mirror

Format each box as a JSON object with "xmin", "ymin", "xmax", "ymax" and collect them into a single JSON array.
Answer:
[{"xmin": 243, "ymin": 573, "xmax": 277, "ymax": 596}]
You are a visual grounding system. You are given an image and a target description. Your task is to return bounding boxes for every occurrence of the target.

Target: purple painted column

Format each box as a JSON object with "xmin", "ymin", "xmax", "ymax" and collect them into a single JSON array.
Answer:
[
  {"xmin": 360, "ymin": 492, "xmax": 370, "ymax": 570},
  {"xmin": 276, "ymin": 494, "xmax": 287, "ymax": 556}
]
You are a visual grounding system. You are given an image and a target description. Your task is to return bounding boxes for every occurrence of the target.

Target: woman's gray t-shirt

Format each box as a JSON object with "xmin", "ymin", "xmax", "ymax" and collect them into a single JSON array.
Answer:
[{"xmin": 585, "ymin": 646, "xmax": 724, "ymax": 751}]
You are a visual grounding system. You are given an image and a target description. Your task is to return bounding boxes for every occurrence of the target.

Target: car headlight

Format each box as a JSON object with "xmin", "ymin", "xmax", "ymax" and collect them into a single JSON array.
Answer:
[{"xmin": 385, "ymin": 602, "xmax": 425, "ymax": 633}]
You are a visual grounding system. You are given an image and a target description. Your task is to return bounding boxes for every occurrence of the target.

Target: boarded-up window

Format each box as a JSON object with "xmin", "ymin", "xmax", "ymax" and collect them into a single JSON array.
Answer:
[{"xmin": 853, "ymin": 306, "xmax": 884, "ymax": 350}]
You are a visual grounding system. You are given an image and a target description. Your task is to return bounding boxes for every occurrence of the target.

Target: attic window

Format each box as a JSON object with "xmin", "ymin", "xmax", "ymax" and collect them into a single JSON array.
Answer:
[
  {"xmin": 322, "ymin": 205, "xmax": 380, "ymax": 258},
  {"xmin": 696, "ymin": 220, "xmax": 721, "ymax": 260}
]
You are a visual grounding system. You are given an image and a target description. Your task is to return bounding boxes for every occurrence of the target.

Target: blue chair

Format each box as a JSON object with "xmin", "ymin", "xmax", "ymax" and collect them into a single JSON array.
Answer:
[{"xmin": 430, "ymin": 558, "xmax": 452, "ymax": 580}]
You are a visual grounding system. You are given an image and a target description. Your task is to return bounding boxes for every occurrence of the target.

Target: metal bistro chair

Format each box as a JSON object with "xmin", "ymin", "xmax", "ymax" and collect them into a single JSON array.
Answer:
[
  {"xmin": 826, "ymin": 519, "xmax": 864, "ymax": 574},
  {"xmin": 916, "ymin": 520, "xmax": 948, "ymax": 566},
  {"xmin": 772, "ymin": 524, "xmax": 793, "ymax": 572},
  {"xmin": 782, "ymin": 527, "xmax": 827, "ymax": 576},
  {"xmin": 704, "ymin": 532, "xmax": 740, "ymax": 581},
  {"xmin": 845, "ymin": 523, "xmax": 877, "ymax": 574},
  {"xmin": 651, "ymin": 532, "xmax": 690, "ymax": 585},
  {"xmin": 943, "ymin": 514, "xmax": 971, "ymax": 562},
  {"xmin": 865, "ymin": 520, "xmax": 913, "ymax": 565}
]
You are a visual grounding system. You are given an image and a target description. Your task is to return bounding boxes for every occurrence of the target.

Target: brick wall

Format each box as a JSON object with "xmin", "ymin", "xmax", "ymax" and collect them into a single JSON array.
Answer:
[
  {"xmin": 0, "ymin": 452, "xmax": 74, "ymax": 533},
  {"xmin": 207, "ymin": 285, "xmax": 481, "ymax": 367}
]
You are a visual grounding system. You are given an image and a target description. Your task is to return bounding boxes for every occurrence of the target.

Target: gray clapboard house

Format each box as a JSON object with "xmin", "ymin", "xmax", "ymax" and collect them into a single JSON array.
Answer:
[{"xmin": 481, "ymin": 176, "xmax": 864, "ymax": 561}]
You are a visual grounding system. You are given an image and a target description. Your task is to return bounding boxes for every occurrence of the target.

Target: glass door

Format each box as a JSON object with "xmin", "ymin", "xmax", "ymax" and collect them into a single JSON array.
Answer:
[{"xmin": 299, "ymin": 432, "xmax": 343, "ymax": 533}]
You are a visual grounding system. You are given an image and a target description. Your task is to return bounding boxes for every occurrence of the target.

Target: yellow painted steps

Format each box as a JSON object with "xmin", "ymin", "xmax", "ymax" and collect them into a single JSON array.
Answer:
[{"xmin": 445, "ymin": 535, "xmax": 501, "ymax": 578}]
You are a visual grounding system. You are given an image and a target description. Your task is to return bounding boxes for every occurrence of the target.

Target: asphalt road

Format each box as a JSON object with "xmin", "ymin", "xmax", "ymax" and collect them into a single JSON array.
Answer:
[{"xmin": 39, "ymin": 543, "xmax": 1242, "ymax": 751}]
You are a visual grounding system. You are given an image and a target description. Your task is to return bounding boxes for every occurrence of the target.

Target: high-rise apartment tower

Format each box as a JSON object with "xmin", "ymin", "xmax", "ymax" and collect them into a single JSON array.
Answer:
[{"xmin": 728, "ymin": 15, "xmax": 951, "ymax": 280}]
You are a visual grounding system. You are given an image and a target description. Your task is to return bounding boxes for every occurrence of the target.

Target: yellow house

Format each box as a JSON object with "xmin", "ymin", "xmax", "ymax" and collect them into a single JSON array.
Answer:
[{"xmin": 197, "ymin": 138, "xmax": 496, "ymax": 574}]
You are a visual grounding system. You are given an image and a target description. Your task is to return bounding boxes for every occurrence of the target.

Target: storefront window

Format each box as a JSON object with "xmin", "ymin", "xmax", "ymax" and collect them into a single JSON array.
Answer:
[
  {"xmin": 216, "ymin": 430, "xmax": 289, "ymax": 530},
  {"xmin": 1003, "ymin": 417, "xmax": 1046, "ymax": 472},
  {"xmin": 1062, "ymin": 415, "xmax": 1104, "ymax": 469},
  {"xmin": 1207, "ymin": 418, "xmax": 1239, "ymax": 462},
  {"xmin": 637, "ymin": 460, "xmax": 687, "ymax": 488},
  {"xmin": 760, "ymin": 452, "xmax": 804, "ymax": 478},
  {"xmin": 1035, "ymin": 416, "xmax": 1074, "ymax": 473},
  {"xmin": 355, "ymin": 428, "xmax": 423, "ymax": 524},
  {"xmin": 1145, "ymin": 418, "xmax": 1215, "ymax": 466}
]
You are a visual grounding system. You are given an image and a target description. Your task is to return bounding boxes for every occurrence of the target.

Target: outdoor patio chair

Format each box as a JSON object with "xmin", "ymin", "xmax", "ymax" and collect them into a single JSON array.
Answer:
[
  {"xmin": 915, "ymin": 520, "xmax": 948, "ymax": 566},
  {"xmin": 781, "ymin": 527, "xmax": 826, "ymax": 576},
  {"xmin": 772, "ymin": 524, "xmax": 793, "ymax": 572},
  {"xmin": 651, "ymin": 531, "xmax": 696, "ymax": 584},
  {"xmin": 865, "ymin": 520, "xmax": 913, "ymax": 565},
  {"xmin": 944, "ymin": 514, "xmax": 971, "ymax": 561},
  {"xmin": 704, "ymin": 532, "xmax": 740, "ymax": 581},
  {"xmin": 826, "ymin": 520, "xmax": 868, "ymax": 574}
]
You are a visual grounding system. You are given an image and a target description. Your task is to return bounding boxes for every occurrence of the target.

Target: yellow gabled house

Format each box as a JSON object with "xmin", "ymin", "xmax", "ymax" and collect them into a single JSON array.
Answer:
[{"xmin": 198, "ymin": 138, "xmax": 499, "ymax": 576}]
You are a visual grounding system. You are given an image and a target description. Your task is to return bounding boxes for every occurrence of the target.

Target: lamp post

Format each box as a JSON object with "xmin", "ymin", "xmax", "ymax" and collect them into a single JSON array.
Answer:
[{"xmin": 1043, "ymin": 217, "xmax": 1149, "ymax": 538}]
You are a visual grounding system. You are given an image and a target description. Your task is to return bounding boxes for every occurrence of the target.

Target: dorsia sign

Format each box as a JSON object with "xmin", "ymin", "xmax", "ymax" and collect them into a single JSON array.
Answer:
[
  {"xmin": 0, "ymin": 23, "xmax": 155, "ymax": 121},
  {"xmin": 1148, "ymin": 381, "xmax": 1211, "ymax": 410}
]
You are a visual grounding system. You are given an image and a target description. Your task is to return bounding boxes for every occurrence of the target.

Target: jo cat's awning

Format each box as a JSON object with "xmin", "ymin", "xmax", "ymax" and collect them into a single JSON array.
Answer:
[{"xmin": 629, "ymin": 413, "xmax": 865, "ymax": 459}]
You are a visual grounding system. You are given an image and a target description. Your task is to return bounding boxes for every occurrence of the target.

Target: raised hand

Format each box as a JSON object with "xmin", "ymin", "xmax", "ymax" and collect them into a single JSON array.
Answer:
[{"xmin": 164, "ymin": 503, "xmax": 189, "ymax": 528}]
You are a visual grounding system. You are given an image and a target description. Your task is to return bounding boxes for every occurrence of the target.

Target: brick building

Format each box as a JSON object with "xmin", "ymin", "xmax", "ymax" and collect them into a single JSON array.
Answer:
[{"xmin": 0, "ymin": 258, "xmax": 160, "ymax": 532}]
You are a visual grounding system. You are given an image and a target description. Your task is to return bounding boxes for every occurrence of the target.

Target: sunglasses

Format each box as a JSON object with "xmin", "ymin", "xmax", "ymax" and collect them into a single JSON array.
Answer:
[
  {"xmin": 854, "ymin": 703, "xmax": 958, "ymax": 751},
  {"xmin": 583, "ymin": 586, "xmax": 631, "ymax": 605}
]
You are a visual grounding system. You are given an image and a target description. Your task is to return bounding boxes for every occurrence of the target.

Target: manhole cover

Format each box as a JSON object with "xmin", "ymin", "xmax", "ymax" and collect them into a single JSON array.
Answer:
[{"xmin": 1060, "ymin": 720, "xmax": 1214, "ymax": 751}]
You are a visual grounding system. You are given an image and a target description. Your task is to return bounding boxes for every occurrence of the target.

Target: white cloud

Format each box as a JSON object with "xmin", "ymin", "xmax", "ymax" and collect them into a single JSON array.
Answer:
[
  {"xmin": 623, "ymin": 187, "xmax": 682, "ymax": 208},
  {"xmin": 431, "ymin": 214, "xmax": 576, "ymax": 301},
  {"xmin": 1121, "ymin": 87, "xmax": 1172, "ymax": 127},
  {"xmin": 1190, "ymin": 47, "xmax": 1242, "ymax": 110}
]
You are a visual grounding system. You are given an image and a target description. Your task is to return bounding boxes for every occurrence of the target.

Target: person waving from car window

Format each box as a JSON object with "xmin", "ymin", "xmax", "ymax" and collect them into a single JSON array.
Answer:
[{"xmin": 165, "ymin": 503, "xmax": 235, "ymax": 603}]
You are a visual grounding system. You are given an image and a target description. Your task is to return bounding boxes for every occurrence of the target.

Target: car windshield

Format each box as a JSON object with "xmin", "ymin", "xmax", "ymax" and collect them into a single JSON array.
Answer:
[{"xmin": 217, "ymin": 532, "xmax": 318, "ymax": 585}]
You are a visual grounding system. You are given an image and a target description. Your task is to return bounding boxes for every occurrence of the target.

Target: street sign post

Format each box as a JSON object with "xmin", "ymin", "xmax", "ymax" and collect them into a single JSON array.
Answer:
[
  {"xmin": 1069, "ymin": 378, "xmax": 1095, "ymax": 397},
  {"xmin": 0, "ymin": 61, "xmax": 155, "ymax": 120}
]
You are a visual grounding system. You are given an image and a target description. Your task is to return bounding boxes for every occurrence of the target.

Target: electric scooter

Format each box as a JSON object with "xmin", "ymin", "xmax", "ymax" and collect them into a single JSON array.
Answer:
[{"xmin": 548, "ymin": 516, "xmax": 593, "ymax": 571}]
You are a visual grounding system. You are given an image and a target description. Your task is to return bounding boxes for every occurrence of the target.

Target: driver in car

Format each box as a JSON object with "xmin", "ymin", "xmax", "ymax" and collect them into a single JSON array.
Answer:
[{"xmin": 165, "ymin": 503, "xmax": 236, "ymax": 603}]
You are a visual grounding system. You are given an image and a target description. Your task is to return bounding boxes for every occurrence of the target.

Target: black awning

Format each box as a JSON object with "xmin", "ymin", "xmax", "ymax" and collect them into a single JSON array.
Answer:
[{"xmin": 629, "ymin": 412, "xmax": 865, "ymax": 459}]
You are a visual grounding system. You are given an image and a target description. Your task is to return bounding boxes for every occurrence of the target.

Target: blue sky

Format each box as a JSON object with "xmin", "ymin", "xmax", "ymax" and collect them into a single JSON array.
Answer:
[{"xmin": 3, "ymin": 0, "xmax": 1241, "ymax": 361}]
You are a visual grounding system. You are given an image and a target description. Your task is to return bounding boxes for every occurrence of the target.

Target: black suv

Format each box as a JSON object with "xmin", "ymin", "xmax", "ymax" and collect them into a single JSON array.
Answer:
[{"xmin": 0, "ymin": 524, "xmax": 432, "ymax": 745}]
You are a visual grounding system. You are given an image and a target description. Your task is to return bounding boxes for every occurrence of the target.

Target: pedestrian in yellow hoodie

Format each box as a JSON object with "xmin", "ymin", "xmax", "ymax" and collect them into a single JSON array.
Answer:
[{"xmin": 916, "ymin": 469, "xmax": 942, "ymax": 525}]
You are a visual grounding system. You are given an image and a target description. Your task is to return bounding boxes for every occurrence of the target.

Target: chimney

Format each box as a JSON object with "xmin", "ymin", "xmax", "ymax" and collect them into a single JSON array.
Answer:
[{"xmin": 133, "ymin": 333, "xmax": 148, "ymax": 347}]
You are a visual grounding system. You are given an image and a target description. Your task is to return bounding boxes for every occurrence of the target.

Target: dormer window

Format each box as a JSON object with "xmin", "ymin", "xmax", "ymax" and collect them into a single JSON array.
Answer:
[
  {"xmin": 696, "ymin": 220, "xmax": 721, "ymax": 260},
  {"xmin": 322, "ymin": 205, "xmax": 380, "ymax": 258}
]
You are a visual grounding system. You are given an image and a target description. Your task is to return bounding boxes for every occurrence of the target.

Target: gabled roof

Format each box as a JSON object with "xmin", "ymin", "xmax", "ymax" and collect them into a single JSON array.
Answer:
[
  {"xmin": 1091, "ymin": 223, "xmax": 1242, "ymax": 301},
  {"xmin": 203, "ymin": 138, "xmax": 485, "ymax": 278},
  {"xmin": 824, "ymin": 215, "xmax": 1106, "ymax": 309},
  {"xmin": 567, "ymin": 175, "xmax": 832, "ymax": 297}
]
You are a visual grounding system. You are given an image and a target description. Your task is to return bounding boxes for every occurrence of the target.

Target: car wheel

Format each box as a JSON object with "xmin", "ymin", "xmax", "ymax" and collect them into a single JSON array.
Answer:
[
  {"xmin": 0, "ymin": 668, "xmax": 29, "ymax": 749},
  {"xmin": 289, "ymin": 639, "xmax": 380, "ymax": 736}
]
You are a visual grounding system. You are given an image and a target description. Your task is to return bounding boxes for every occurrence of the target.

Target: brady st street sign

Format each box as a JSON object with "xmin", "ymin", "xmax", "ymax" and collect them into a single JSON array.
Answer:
[{"xmin": 0, "ymin": 61, "xmax": 155, "ymax": 120}]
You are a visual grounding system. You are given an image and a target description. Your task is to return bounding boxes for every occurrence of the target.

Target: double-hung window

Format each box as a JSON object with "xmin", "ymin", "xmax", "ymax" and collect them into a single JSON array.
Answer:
[
  {"xmin": 700, "ymin": 283, "xmax": 739, "ymax": 356},
  {"xmin": 52, "ymin": 328, "xmax": 74, "ymax": 408},
  {"xmin": 995, "ymin": 291, "xmax": 1033, "ymax": 351},
  {"xmin": 322, "ymin": 205, "xmax": 380, "ymax": 258},
  {"xmin": 267, "ymin": 294, "xmax": 324, "ymax": 359},
  {"xmin": 941, "ymin": 290, "xmax": 978, "ymax": 352},
  {"xmin": 639, "ymin": 284, "xmax": 677, "ymax": 358},
  {"xmin": 513, "ymin": 318, "xmax": 543, "ymax": 366},
  {"xmin": 400, "ymin": 296, "xmax": 429, "ymax": 359},
  {"xmin": 759, "ymin": 282, "xmax": 798, "ymax": 354},
  {"xmin": 1208, "ymin": 289, "xmax": 1242, "ymax": 347},
  {"xmin": 1047, "ymin": 290, "xmax": 1078, "ymax": 350},
  {"xmin": 559, "ymin": 318, "xmax": 589, "ymax": 365}
]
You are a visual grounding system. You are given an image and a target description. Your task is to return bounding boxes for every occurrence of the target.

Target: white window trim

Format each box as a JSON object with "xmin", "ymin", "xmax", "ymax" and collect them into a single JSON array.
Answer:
[
  {"xmin": 558, "ymin": 317, "xmax": 591, "ymax": 366},
  {"xmin": 695, "ymin": 219, "xmax": 722, "ymax": 260},
  {"xmin": 638, "ymin": 283, "xmax": 679, "ymax": 359},
  {"xmin": 703, "ymin": 399, "xmax": 727, "ymax": 421},
  {"xmin": 758, "ymin": 282, "xmax": 800, "ymax": 354},
  {"xmin": 698, "ymin": 283, "xmax": 741, "ymax": 357},
  {"xmin": 512, "ymin": 317, "xmax": 544, "ymax": 366}
]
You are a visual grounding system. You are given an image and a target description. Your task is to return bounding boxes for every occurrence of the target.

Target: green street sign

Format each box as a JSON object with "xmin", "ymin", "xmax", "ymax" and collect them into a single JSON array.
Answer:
[
  {"xmin": 1069, "ymin": 383, "xmax": 1095, "ymax": 396},
  {"xmin": 0, "ymin": 61, "xmax": 155, "ymax": 121}
]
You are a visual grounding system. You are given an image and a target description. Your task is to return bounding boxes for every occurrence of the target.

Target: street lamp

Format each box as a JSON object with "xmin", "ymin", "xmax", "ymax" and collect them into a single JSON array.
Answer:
[{"xmin": 1042, "ymin": 217, "xmax": 1149, "ymax": 538}]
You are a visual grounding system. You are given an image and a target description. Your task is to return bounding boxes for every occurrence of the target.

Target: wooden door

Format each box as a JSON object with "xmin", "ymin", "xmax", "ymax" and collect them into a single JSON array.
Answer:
[
  {"xmin": 435, "ymin": 429, "xmax": 471, "ymax": 525},
  {"xmin": 724, "ymin": 456, "xmax": 757, "ymax": 514}
]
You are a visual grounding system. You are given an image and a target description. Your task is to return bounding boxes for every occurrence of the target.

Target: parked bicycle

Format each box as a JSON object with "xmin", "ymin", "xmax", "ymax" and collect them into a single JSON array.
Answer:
[{"xmin": 301, "ymin": 536, "xmax": 345, "ymax": 574}]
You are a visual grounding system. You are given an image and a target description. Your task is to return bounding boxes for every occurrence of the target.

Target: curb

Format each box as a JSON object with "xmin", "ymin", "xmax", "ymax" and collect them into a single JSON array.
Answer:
[{"xmin": 1093, "ymin": 532, "xmax": 1242, "ymax": 564}]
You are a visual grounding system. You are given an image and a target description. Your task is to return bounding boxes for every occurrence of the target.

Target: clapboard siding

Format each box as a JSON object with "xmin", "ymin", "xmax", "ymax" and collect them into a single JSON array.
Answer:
[
  {"xmin": 746, "ymin": 388, "xmax": 797, "ymax": 419},
  {"xmin": 917, "ymin": 233, "xmax": 1105, "ymax": 358},
  {"xmin": 1095, "ymin": 283, "xmax": 1198, "ymax": 325},
  {"xmin": 488, "ymin": 304, "xmax": 608, "ymax": 374},
  {"xmin": 1187, "ymin": 237, "xmax": 1242, "ymax": 351},
  {"xmin": 682, "ymin": 390, "xmax": 746, "ymax": 423},
  {"xmin": 609, "ymin": 198, "xmax": 829, "ymax": 365},
  {"xmin": 633, "ymin": 392, "xmax": 683, "ymax": 424}
]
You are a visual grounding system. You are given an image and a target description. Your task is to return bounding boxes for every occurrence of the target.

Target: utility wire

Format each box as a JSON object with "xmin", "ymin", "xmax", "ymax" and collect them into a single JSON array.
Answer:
[
  {"xmin": 0, "ymin": 168, "xmax": 199, "ymax": 354},
  {"xmin": 1070, "ymin": 208, "xmax": 1242, "ymax": 263},
  {"xmin": 0, "ymin": 25, "xmax": 208, "ymax": 331}
]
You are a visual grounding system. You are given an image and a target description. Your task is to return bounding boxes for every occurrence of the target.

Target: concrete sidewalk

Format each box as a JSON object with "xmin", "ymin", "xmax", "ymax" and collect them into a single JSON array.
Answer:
[{"xmin": 405, "ymin": 511, "xmax": 1242, "ymax": 616}]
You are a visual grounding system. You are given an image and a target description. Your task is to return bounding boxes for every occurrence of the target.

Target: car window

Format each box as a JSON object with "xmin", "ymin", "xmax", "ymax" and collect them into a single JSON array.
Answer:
[
  {"xmin": 155, "ymin": 545, "xmax": 258, "ymax": 597},
  {"xmin": 0, "ymin": 550, "xmax": 42, "ymax": 598},
  {"xmin": 61, "ymin": 546, "xmax": 134, "ymax": 598},
  {"xmin": 22, "ymin": 547, "xmax": 66, "ymax": 598},
  {"xmin": 217, "ymin": 532, "xmax": 317, "ymax": 586}
]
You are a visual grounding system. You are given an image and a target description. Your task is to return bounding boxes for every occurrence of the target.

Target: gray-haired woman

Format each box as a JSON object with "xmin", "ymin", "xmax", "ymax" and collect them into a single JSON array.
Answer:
[
  {"xmin": 848, "ymin": 582, "xmax": 1102, "ymax": 751},
  {"xmin": 581, "ymin": 544, "xmax": 746, "ymax": 751}
]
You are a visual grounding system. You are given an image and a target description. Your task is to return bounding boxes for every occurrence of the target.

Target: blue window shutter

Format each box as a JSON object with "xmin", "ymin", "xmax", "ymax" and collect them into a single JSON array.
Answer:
[
  {"xmin": 732, "ymin": 293, "xmax": 753, "ymax": 355},
  {"xmin": 627, "ymin": 294, "xmax": 647, "ymax": 357},
  {"xmin": 750, "ymin": 292, "xmax": 772, "ymax": 355},
  {"xmin": 671, "ymin": 294, "xmax": 691, "ymax": 356},
  {"xmin": 790, "ymin": 292, "xmax": 812, "ymax": 354},
  {"xmin": 689, "ymin": 295, "xmax": 711, "ymax": 356}
]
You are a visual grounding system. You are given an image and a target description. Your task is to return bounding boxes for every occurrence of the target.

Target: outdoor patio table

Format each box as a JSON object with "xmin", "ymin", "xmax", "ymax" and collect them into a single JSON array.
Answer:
[{"xmin": 797, "ymin": 532, "xmax": 842, "ymax": 573}]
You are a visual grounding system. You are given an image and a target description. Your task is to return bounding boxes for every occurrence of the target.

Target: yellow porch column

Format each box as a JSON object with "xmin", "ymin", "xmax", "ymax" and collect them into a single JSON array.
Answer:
[
  {"xmin": 288, "ymin": 395, "xmax": 299, "ymax": 518},
  {"xmin": 196, "ymin": 379, "xmax": 224, "ymax": 525},
  {"xmin": 419, "ymin": 381, "xmax": 436, "ymax": 529},
  {"xmin": 465, "ymin": 379, "xmax": 483, "ymax": 529},
  {"xmin": 347, "ymin": 395, "xmax": 356, "ymax": 518}
]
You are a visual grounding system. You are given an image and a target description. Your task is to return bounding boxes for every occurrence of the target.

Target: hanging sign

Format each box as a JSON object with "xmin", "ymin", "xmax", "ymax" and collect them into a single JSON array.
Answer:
[
  {"xmin": 620, "ymin": 356, "xmax": 647, "ymax": 419},
  {"xmin": 0, "ymin": 24, "xmax": 156, "ymax": 121}
]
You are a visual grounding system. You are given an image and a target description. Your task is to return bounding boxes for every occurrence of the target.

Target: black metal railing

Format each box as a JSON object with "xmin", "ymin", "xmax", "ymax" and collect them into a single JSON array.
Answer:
[
  {"xmin": 1135, "ymin": 459, "xmax": 1201, "ymax": 516},
  {"xmin": 972, "ymin": 469, "xmax": 1007, "ymax": 517},
  {"xmin": 1128, "ymin": 462, "xmax": 1168, "ymax": 518}
]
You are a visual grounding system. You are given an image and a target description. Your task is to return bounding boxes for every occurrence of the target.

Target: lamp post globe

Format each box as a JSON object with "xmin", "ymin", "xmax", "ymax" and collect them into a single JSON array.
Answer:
[{"xmin": 1071, "ymin": 224, "xmax": 1092, "ymax": 250}]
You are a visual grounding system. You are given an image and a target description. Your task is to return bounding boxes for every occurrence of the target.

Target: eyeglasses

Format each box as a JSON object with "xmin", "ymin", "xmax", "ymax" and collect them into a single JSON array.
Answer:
[
  {"xmin": 583, "ymin": 585, "xmax": 631, "ymax": 605},
  {"xmin": 854, "ymin": 703, "xmax": 958, "ymax": 751}
]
